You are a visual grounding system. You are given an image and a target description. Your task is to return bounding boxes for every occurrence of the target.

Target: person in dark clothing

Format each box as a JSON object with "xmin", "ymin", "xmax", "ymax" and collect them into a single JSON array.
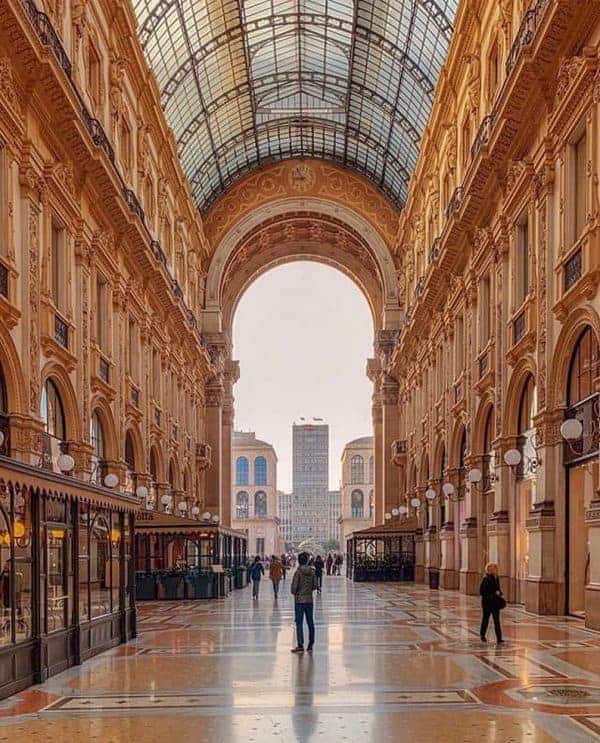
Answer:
[
  {"xmin": 326, "ymin": 553, "xmax": 333, "ymax": 576},
  {"xmin": 291, "ymin": 551, "xmax": 317, "ymax": 653},
  {"xmin": 313, "ymin": 554, "xmax": 324, "ymax": 593},
  {"xmin": 479, "ymin": 562, "xmax": 504, "ymax": 643},
  {"xmin": 250, "ymin": 556, "xmax": 264, "ymax": 599},
  {"xmin": 281, "ymin": 554, "xmax": 288, "ymax": 580}
]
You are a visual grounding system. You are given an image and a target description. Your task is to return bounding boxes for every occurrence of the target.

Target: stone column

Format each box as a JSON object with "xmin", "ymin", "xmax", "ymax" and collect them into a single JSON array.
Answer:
[
  {"xmin": 381, "ymin": 374, "xmax": 400, "ymax": 517},
  {"xmin": 204, "ymin": 378, "xmax": 223, "ymax": 518},
  {"xmin": 372, "ymin": 389, "xmax": 384, "ymax": 524},
  {"xmin": 488, "ymin": 439, "xmax": 514, "ymax": 602},
  {"xmin": 220, "ymin": 359, "xmax": 239, "ymax": 528},
  {"xmin": 440, "ymin": 469, "xmax": 458, "ymax": 589},
  {"xmin": 586, "ymin": 488, "xmax": 600, "ymax": 630},
  {"xmin": 525, "ymin": 412, "xmax": 561, "ymax": 614},
  {"xmin": 459, "ymin": 457, "xmax": 480, "ymax": 595}
]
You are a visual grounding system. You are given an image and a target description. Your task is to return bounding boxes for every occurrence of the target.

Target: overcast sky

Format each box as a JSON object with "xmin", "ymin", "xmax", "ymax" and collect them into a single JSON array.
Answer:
[{"xmin": 232, "ymin": 262, "xmax": 373, "ymax": 492}]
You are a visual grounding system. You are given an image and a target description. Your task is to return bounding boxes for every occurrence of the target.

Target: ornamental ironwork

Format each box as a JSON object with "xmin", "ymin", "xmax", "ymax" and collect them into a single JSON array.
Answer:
[
  {"xmin": 505, "ymin": 0, "xmax": 550, "ymax": 78},
  {"xmin": 563, "ymin": 395, "xmax": 600, "ymax": 466},
  {"xmin": 471, "ymin": 113, "xmax": 495, "ymax": 162},
  {"xmin": 478, "ymin": 351, "xmax": 489, "ymax": 379},
  {"xmin": 564, "ymin": 248, "xmax": 582, "ymax": 293},
  {"xmin": 99, "ymin": 356, "xmax": 110, "ymax": 383},
  {"xmin": 513, "ymin": 311, "xmax": 526, "ymax": 345},
  {"xmin": 54, "ymin": 314, "xmax": 69, "ymax": 348},
  {"xmin": 132, "ymin": 0, "xmax": 459, "ymax": 210},
  {"xmin": 445, "ymin": 186, "xmax": 464, "ymax": 220},
  {"xmin": 22, "ymin": 0, "xmax": 72, "ymax": 77}
]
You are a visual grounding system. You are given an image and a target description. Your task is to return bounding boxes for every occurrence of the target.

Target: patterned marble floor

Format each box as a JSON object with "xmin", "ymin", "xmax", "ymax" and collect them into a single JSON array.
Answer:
[{"xmin": 1, "ymin": 577, "xmax": 600, "ymax": 741}]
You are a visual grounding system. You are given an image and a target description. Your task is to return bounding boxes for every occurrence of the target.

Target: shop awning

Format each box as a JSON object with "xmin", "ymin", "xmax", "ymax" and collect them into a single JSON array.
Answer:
[
  {"xmin": 350, "ymin": 517, "xmax": 419, "ymax": 539},
  {"xmin": 135, "ymin": 510, "xmax": 246, "ymax": 539}
]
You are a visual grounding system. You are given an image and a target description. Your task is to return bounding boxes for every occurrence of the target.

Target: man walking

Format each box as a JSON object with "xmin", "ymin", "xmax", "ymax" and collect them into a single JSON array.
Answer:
[
  {"xmin": 291, "ymin": 551, "xmax": 317, "ymax": 654},
  {"xmin": 314, "ymin": 554, "xmax": 324, "ymax": 594},
  {"xmin": 250, "ymin": 556, "xmax": 264, "ymax": 599}
]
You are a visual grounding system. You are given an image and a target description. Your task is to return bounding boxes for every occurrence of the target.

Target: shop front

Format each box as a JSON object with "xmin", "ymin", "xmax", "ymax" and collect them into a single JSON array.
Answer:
[
  {"xmin": 347, "ymin": 518, "xmax": 417, "ymax": 582},
  {"xmin": 0, "ymin": 458, "xmax": 138, "ymax": 699}
]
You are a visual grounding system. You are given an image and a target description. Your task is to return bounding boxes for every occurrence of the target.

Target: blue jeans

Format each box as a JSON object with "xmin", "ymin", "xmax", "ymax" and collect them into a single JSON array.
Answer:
[{"xmin": 295, "ymin": 602, "xmax": 315, "ymax": 648}]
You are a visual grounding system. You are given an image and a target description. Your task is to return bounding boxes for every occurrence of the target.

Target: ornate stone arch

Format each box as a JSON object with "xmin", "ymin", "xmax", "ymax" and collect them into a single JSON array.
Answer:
[
  {"xmin": 148, "ymin": 440, "xmax": 164, "ymax": 482},
  {"xmin": 0, "ymin": 326, "xmax": 26, "ymax": 415},
  {"xmin": 88, "ymin": 395, "xmax": 118, "ymax": 461},
  {"xmin": 449, "ymin": 418, "xmax": 468, "ymax": 469},
  {"xmin": 123, "ymin": 421, "xmax": 145, "ymax": 474},
  {"xmin": 473, "ymin": 394, "xmax": 496, "ymax": 454},
  {"xmin": 40, "ymin": 361, "xmax": 81, "ymax": 441},
  {"xmin": 167, "ymin": 455, "xmax": 180, "ymax": 490},
  {"xmin": 505, "ymin": 357, "xmax": 537, "ymax": 436},
  {"xmin": 548, "ymin": 306, "xmax": 600, "ymax": 410},
  {"xmin": 419, "ymin": 452, "xmax": 430, "ymax": 486},
  {"xmin": 432, "ymin": 437, "xmax": 446, "ymax": 479}
]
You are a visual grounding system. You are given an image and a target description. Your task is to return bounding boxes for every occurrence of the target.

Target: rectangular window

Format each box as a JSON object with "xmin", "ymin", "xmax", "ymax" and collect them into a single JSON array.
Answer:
[
  {"xmin": 120, "ymin": 118, "xmax": 132, "ymax": 180},
  {"xmin": 51, "ymin": 221, "xmax": 65, "ymax": 310},
  {"xmin": 152, "ymin": 348, "xmax": 160, "ymax": 399},
  {"xmin": 516, "ymin": 216, "xmax": 529, "ymax": 307},
  {"xmin": 128, "ymin": 319, "xmax": 137, "ymax": 378},
  {"xmin": 87, "ymin": 43, "xmax": 102, "ymax": 109},
  {"xmin": 480, "ymin": 274, "xmax": 491, "ymax": 345},
  {"xmin": 95, "ymin": 275, "xmax": 107, "ymax": 350},
  {"xmin": 573, "ymin": 131, "xmax": 587, "ymax": 242},
  {"xmin": 455, "ymin": 315, "xmax": 464, "ymax": 379}
]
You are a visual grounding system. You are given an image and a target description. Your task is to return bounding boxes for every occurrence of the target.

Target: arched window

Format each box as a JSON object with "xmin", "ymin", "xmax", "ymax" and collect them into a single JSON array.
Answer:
[
  {"xmin": 0, "ymin": 365, "xmax": 7, "ymax": 414},
  {"xmin": 254, "ymin": 491, "xmax": 267, "ymax": 517},
  {"xmin": 254, "ymin": 456, "xmax": 267, "ymax": 486},
  {"xmin": 350, "ymin": 455, "xmax": 364, "ymax": 484},
  {"xmin": 236, "ymin": 456, "xmax": 249, "ymax": 486},
  {"xmin": 351, "ymin": 489, "xmax": 364, "ymax": 518},
  {"xmin": 368, "ymin": 456, "xmax": 374, "ymax": 484},
  {"xmin": 124, "ymin": 432, "xmax": 136, "ymax": 493},
  {"xmin": 40, "ymin": 379, "xmax": 66, "ymax": 440},
  {"xmin": 40, "ymin": 379, "xmax": 66, "ymax": 470},
  {"xmin": 0, "ymin": 366, "xmax": 7, "ymax": 455},
  {"xmin": 518, "ymin": 374, "xmax": 536, "ymax": 434},
  {"xmin": 567, "ymin": 326, "xmax": 599, "ymax": 406},
  {"xmin": 90, "ymin": 411, "xmax": 105, "ymax": 484},
  {"xmin": 439, "ymin": 445, "xmax": 446, "ymax": 525},
  {"xmin": 236, "ymin": 491, "xmax": 249, "ymax": 519},
  {"xmin": 149, "ymin": 448, "xmax": 159, "ymax": 509},
  {"xmin": 482, "ymin": 407, "xmax": 495, "ymax": 492}
]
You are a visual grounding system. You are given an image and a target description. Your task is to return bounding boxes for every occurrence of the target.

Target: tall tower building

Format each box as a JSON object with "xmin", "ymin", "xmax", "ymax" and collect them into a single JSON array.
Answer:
[{"xmin": 292, "ymin": 421, "xmax": 329, "ymax": 545}]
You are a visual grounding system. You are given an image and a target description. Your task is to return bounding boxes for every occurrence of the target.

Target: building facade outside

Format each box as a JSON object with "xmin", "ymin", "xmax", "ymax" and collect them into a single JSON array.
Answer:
[
  {"xmin": 339, "ymin": 437, "xmax": 375, "ymax": 547},
  {"xmin": 292, "ymin": 421, "xmax": 330, "ymax": 545},
  {"xmin": 231, "ymin": 432, "xmax": 282, "ymax": 557},
  {"xmin": 277, "ymin": 491, "xmax": 293, "ymax": 549},
  {"xmin": 327, "ymin": 490, "xmax": 342, "ymax": 547}
]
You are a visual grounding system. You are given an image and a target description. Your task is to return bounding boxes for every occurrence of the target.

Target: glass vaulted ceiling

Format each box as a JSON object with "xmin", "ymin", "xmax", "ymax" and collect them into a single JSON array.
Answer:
[{"xmin": 133, "ymin": 0, "xmax": 458, "ymax": 211}]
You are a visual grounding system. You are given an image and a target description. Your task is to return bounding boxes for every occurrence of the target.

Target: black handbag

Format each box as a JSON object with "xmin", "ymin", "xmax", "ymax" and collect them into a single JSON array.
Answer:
[{"xmin": 495, "ymin": 594, "xmax": 507, "ymax": 610}]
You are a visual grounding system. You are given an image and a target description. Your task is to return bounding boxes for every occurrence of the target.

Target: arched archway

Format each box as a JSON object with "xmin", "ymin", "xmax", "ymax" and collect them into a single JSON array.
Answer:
[{"xmin": 201, "ymin": 161, "xmax": 403, "ymax": 527}]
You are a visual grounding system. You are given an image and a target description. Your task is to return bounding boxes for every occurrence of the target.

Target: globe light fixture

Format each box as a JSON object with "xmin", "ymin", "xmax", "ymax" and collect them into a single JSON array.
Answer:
[
  {"xmin": 160, "ymin": 493, "xmax": 172, "ymax": 506},
  {"xmin": 410, "ymin": 497, "xmax": 420, "ymax": 508},
  {"xmin": 504, "ymin": 449, "xmax": 522, "ymax": 467},
  {"xmin": 398, "ymin": 505, "xmax": 409, "ymax": 515},
  {"xmin": 468, "ymin": 468, "xmax": 482, "ymax": 484},
  {"xmin": 442, "ymin": 482, "xmax": 455, "ymax": 497},
  {"xmin": 560, "ymin": 418, "xmax": 583, "ymax": 441},
  {"xmin": 384, "ymin": 512, "xmax": 392, "ymax": 520},
  {"xmin": 202, "ymin": 512, "xmax": 212, "ymax": 521},
  {"xmin": 0, "ymin": 431, "xmax": 4, "ymax": 448},
  {"xmin": 57, "ymin": 453, "xmax": 75, "ymax": 472},
  {"xmin": 136, "ymin": 485, "xmax": 149, "ymax": 500},
  {"xmin": 391, "ymin": 508, "xmax": 399, "ymax": 516},
  {"xmin": 104, "ymin": 473, "xmax": 119, "ymax": 488},
  {"xmin": 13, "ymin": 520, "xmax": 25, "ymax": 539},
  {"xmin": 425, "ymin": 488, "xmax": 436, "ymax": 502},
  {"xmin": 212, "ymin": 514, "xmax": 219, "ymax": 523},
  {"xmin": 191, "ymin": 505, "xmax": 200, "ymax": 516},
  {"xmin": 178, "ymin": 501, "xmax": 187, "ymax": 512}
]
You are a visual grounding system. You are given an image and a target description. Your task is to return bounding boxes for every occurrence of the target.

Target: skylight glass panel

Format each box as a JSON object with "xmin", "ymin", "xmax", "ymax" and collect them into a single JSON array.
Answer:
[{"xmin": 133, "ymin": 0, "xmax": 458, "ymax": 210}]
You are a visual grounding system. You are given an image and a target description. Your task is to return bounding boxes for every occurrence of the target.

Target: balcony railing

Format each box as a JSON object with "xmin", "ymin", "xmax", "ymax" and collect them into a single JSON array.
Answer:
[
  {"xmin": 131, "ymin": 386, "xmax": 140, "ymax": 407},
  {"xmin": 445, "ymin": 186, "xmax": 464, "ymax": 220},
  {"xmin": 478, "ymin": 350, "xmax": 489, "ymax": 379},
  {"xmin": 154, "ymin": 407, "xmax": 161, "ymax": 427},
  {"xmin": 99, "ymin": 356, "xmax": 110, "ymax": 383},
  {"xmin": 513, "ymin": 311, "xmax": 526, "ymax": 345},
  {"xmin": 428, "ymin": 237, "xmax": 441, "ymax": 264},
  {"xmin": 470, "ymin": 113, "xmax": 495, "ymax": 162},
  {"xmin": 21, "ymin": 0, "xmax": 71, "ymax": 76},
  {"xmin": 0, "ymin": 263, "xmax": 8, "ymax": 299},
  {"xmin": 454, "ymin": 378, "xmax": 464, "ymax": 405},
  {"xmin": 505, "ymin": 0, "xmax": 550, "ymax": 78},
  {"xmin": 564, "ymin": 248, "xmax": 582, "ymax": 293},
  {"xmin": 54, "ymin": 314, "xmax": 69, "ymax": 348}
]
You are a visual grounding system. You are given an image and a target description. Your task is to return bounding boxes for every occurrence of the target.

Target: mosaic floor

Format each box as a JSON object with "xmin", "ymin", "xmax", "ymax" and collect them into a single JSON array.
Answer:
[{"xmin": 1, "ymin": 577, "xmax": 600, "ymax": 741}]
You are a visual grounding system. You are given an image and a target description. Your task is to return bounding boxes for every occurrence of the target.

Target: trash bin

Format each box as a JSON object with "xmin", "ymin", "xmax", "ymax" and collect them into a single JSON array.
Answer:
[{"xmin": 429, "ymin": 569, "xmax": 440, "ymax": 589}]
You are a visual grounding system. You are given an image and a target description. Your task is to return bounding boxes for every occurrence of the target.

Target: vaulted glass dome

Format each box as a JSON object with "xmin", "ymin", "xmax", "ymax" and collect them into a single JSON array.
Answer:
[{"xmin": 133, "ymin": 0, "xmax": 458, "ymax": 211}]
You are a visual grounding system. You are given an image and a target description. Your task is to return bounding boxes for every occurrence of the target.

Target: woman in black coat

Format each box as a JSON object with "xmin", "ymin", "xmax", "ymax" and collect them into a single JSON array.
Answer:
[{"xmin": 479, "ymin": 562, "xmax": 504, "ymax": 643}]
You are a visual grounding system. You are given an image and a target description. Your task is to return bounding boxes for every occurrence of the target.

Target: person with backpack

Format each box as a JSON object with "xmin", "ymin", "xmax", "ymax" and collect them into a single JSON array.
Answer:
[
  {"xmin": 250, "ymin": 555, "xmax": 264, "ymax": 599},
  {"xmin": 291, "ymin": 551, "xmax": 318, "ymax": 654}
]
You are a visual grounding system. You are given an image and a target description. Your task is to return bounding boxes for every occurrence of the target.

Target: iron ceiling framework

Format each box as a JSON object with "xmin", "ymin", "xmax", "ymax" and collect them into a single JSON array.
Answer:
[{"xmin": 133, "ymin": 0, "xmax": 458, "ymax": 212}]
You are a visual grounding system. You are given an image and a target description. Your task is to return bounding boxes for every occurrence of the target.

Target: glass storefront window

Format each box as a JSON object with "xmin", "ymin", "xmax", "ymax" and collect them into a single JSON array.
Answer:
[
  {"xmin": 78, "ymin": 504, "xmax": 90, "ymax": 622},
  {"xmin": 110, "ymin": 512, "xmax": 121, "ymax": 612},
  {"xmin": 90, "ymin": 510, "xmax": 111, "ymax": 618}
]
